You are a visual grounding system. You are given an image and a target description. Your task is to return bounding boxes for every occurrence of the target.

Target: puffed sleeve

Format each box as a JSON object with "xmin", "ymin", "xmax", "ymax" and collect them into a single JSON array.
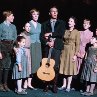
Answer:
[{"xmin": 16, "ymin": 49, "xmax": 22, "ymax": 65}]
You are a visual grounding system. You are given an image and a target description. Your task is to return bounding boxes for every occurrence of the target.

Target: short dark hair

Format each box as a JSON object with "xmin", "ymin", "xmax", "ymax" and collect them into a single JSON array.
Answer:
[
  {"xmin": 70, "ymin": 16, "xmax": 77, "ymax": 25},
  {"xmin": 16, "ymin": 36, "xmax": 25, "ymax": 42},
  {"xmin": 15, "ymin": 36, "xmax": 25, "ymax": 47},
  {"xmin": 84, "ymin": 18, "xmax": 91, "ymax": 25},
  {"xmin": 49, "ymin": 6, "xmax": 58, "ymax": 12}
]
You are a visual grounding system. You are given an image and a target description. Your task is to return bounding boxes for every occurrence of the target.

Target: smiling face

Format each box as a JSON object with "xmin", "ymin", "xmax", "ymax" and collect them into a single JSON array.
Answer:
[
  {"xmin": 24, "ymin": 23, "xmax": 31, "ymax": 32},
  {"xmin": 6, "ymin": 14, "xmax": 14, "ymax": 23},
  {"xmin": 31, "ymin": 11, "xmax": 39, "ymax": 22},
  {"xmin": 68, "ymin": 17, "xmax": 75, "ymax": 28},
  {"xmin": 49, "ymin": 7, "xmax": 58, "ymax": 19},
  {"xmin": 83, "ymin": 20, "xmax": 91, "ymax": 30},
  {"xmin": 18, "ymin": 38, "xmax": 26, "ymax": 47}
]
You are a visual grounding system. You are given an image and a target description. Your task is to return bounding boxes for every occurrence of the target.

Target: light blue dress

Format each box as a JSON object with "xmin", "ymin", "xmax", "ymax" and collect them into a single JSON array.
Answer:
[{"xmin": 12, "ymin": 47, "xmax": 29, "ymax": 79}]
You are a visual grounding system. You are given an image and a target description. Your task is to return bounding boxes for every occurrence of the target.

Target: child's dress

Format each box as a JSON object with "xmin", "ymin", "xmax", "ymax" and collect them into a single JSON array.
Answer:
[
  {"xmin": 20, "ymin": 31, "xmax": 31, "ymax": 76},
  {"xmin": 81, "ymin": 47, "xmax": 97, "ymax": 82},
  {"xmin": 12, "ymin": 47, "xmax": 29, "ymax": 79}
]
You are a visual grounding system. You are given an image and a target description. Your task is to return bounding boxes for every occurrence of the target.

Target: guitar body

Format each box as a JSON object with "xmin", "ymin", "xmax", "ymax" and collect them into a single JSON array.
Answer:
[{"xmin": 37, "ymin": 58, "xmax": 55, "ymax": 81}]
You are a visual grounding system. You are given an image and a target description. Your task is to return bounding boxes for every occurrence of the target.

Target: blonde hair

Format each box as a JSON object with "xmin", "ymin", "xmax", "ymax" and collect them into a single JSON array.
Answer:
[
  {"xmin": 49, "ymin": 6, "xmax": 58, "ymax": 12},
  {"xmin": 3, "ymin": 10, "xmax": 13, "ymax": 19},
  {"xmin": 30, "ymin": 9, "xmax": 39, "ymax": 15}
]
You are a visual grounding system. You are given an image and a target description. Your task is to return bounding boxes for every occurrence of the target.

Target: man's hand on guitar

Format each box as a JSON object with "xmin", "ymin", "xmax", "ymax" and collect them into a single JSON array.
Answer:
[
  {"xmin": 44, "ymin": 33, "xmax": 52, "ymax": 40},
  {"xmin": 47, "ymin": 41, "xmax": 54, "ymax": 47}
]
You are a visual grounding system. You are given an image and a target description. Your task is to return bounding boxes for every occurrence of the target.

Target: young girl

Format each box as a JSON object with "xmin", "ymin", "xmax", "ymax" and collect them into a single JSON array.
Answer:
[
  {"xmin": 81, "ymin": 36, "xmax": 97, "ymax": 96},
  {"xmin": 12, "ymin": 36, "xmax": 28, "ymax": 95},
  {"xmin": 20, "ymin": 22, "xmax": 36, "ymax": 90}
]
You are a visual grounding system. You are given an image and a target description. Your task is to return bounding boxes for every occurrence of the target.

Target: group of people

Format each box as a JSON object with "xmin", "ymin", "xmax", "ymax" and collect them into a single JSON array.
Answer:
[{"xmin": 0, "ymin": 6, "xmax": 97, "ymax": 96}]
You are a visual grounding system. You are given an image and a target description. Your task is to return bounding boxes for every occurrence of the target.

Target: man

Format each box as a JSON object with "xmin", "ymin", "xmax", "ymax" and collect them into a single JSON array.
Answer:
[
  {"xmin": 40, "ymin": 6, "xmax": 66, "ymax": 93},
  {"xmin": 0, "ymin": 10, "xmax": 17, "ymax": 92}
]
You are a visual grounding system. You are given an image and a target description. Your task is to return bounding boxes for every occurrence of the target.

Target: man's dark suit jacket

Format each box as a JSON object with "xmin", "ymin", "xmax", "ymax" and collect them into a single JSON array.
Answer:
[{"xmin": 40, "ymin": 19, "xmax": 66, "ymax": 57}]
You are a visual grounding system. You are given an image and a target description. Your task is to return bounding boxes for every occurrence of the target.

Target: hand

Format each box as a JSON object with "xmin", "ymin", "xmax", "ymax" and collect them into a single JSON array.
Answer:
[
  {"xmin": 44, "ymin": 33, "xmax": 52, "ymax": 40},
  {"xmin": 93, "ymin": 55, "xmax": 97, "ymax": 62},
  {"xmin": 94, "ymin": 67, "xmax": 97, "ymax": 73},
  {"xmin": 77, "ymin": 52, "xmax": 85, "ymax": 58},
  {"xmin": 48, "ymin": 41, "xmax": 54, "ymax": 47},
  {"xmin": 77, "ymin": 52, "xmax": 80, "ymax": 57},
  {"xmin": 81, "ymin": 54, "xmax": 85, "ymax": 58},
  {"xmin": 72, "ymin": 55, "xmax": 77, "ymax": 62},
  {"xmin": 0, "ymin": 52, "xmax": 2, "ymax": 59},
  {"xmin": 13, "ymin": 47, "xmax": 18, "ymax": 54},
  {"xmin": 18, "ymin": 64, "xmax": 22, "ymax": 72},
  {"xmin": 45, "ymin": 33, "xmax": 52, "ymax": 37}
]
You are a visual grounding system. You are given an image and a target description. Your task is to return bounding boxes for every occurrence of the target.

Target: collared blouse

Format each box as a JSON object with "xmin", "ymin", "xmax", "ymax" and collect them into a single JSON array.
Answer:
[{"xmin": 0, "ymin": 21, "xmax": 17, "ymax": 41}]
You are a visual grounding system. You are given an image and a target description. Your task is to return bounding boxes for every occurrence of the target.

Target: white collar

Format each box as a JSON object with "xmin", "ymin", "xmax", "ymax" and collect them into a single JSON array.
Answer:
[
  {"xmin": 50, "ymin": 19, "xmax": 57, "ymax": 23},
  {"xmin": 31, "ymin": 20, "xmax": 37, "ymax": 28},
  {"xmin": 4, "ymin": 21, "xmax": 11, "ymax": 26}
]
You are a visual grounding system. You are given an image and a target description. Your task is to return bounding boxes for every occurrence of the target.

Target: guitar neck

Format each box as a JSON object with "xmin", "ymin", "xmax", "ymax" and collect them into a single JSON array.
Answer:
[{"xmin": 47, "ymin": 48, "xmax": 53, "ymax": 63}]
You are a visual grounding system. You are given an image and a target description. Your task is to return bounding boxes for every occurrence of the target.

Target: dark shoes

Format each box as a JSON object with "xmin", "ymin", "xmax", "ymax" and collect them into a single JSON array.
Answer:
[
  {"xmin": 43, "ymin": 85, "xmax": 49, "ymax": 92},
  {"xmin": 0, "ymin": 84, "xmax": 6, "ymax": 92},
  {"xmin": 0, "ymin": 84, "xmax": 10, "ymax": 92},
  {"xmin": 3, "ymin": 84, "xmax": 10, "ymax": 92},
  {"xmin": 52, "ymin": 85, "xmax": 57, "ymax": 93},
  {"xmin": 43, "ymin": 85, "xmax": 57, "ymax": 93}
]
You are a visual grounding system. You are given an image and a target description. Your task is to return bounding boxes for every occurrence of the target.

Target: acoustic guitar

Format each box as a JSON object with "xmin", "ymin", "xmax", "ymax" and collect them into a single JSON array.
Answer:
[{"xmin": 37, "ymin": 48, "xmax": 55, "ymax": 81}]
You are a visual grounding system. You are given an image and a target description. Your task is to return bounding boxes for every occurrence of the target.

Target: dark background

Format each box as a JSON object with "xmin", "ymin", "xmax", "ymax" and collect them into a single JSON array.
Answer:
[
  {"xmin": 0, "ymin": 0, "xmax": 97, "ymax": 34},
  {"xmin": 0, "ymin": 0, "xmax": 97, "ymax": 93}
]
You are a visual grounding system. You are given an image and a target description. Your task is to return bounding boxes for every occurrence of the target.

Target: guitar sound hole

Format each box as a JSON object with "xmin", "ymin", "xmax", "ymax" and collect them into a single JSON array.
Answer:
[{"xmin": 46, "ymin": 63, "xmax": 50, "ymax": 67}]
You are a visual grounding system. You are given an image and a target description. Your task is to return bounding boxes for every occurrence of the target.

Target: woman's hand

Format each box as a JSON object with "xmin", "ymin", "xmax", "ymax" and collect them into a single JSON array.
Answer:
[
  {"xmin": 13, "ymin": 47, "xmax": 19, "ymax": 54},
  {"xmin": 77, "ymin": 52, "xmax": 85, "ymax": 58},
  {"xmin": 0, "ymin": 52, "xmax": 2, "ymax": 59},
  {"xmin": 93, "ymin": 67, "xmax": 97, "ymax": 73},
  {"xmin": 72, "ymin": 55, "xmax": 77, "ymax": 62},
  {"xmin": 18, "ymin": 64, "xmax": 22, "ymax": 72}
]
